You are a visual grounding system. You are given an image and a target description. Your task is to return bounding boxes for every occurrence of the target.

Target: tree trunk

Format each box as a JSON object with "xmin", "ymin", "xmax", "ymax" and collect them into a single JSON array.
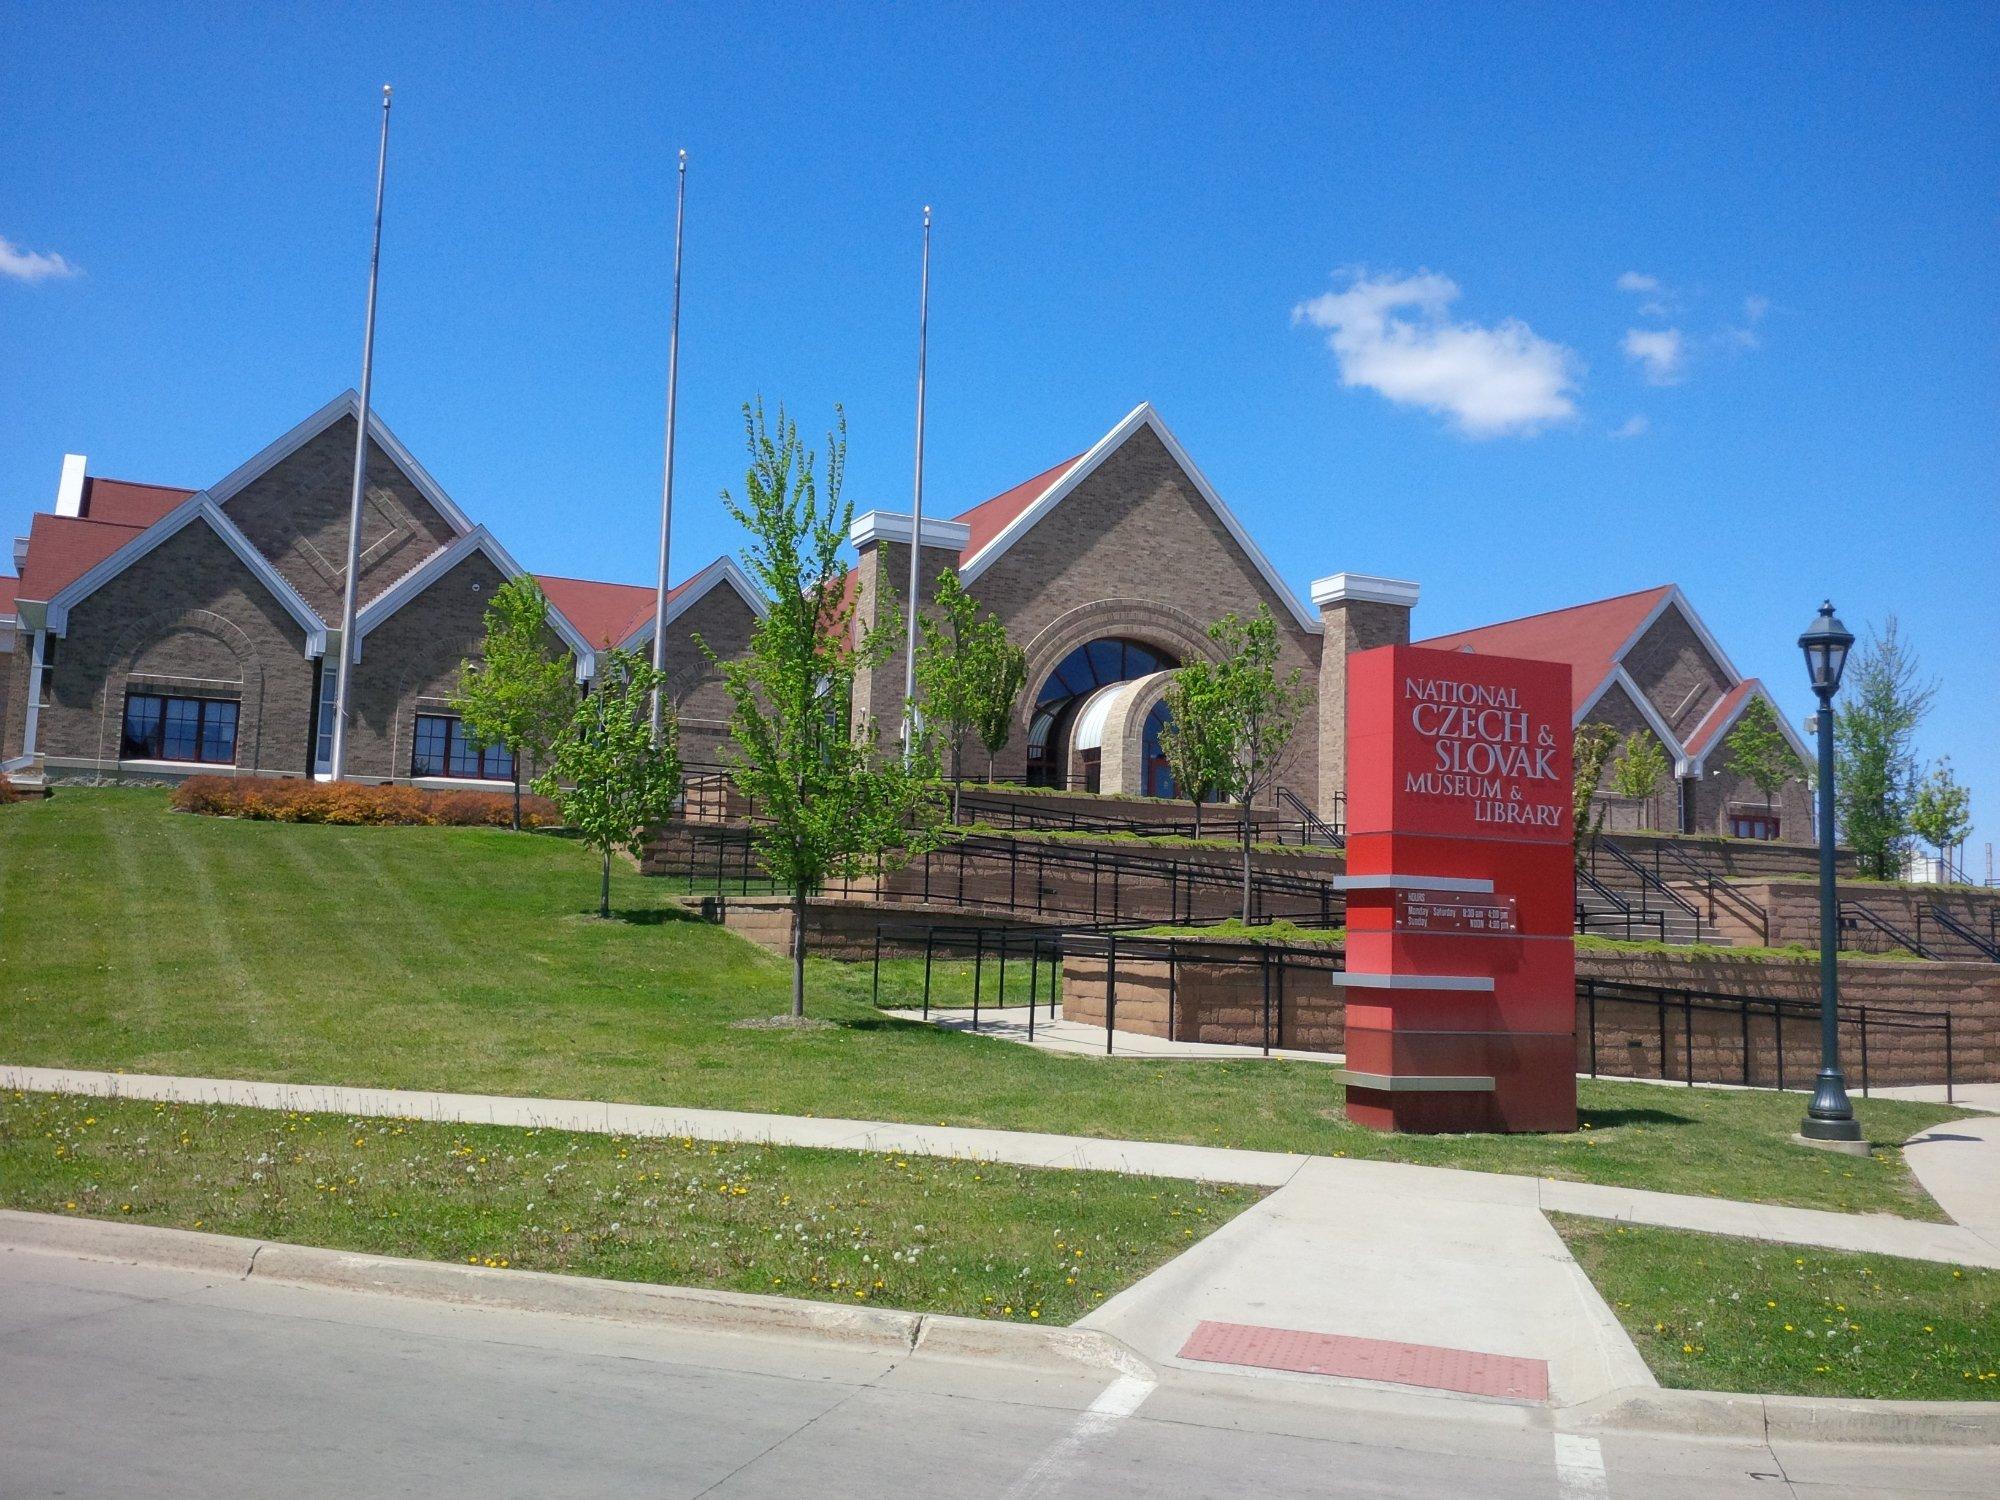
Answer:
[
  {"xmin": 1240, "ymin": 793, "xmax": 1254, "ymax": 924},
  {"xmin": 952, "ymin": 742, "xmax": 963, "ymax": 825},
  {"xmin": 512, "ymin": 762, "xmax": 522, "ymax": 832},
  {"xmin": 790, "ymin": 888, "xmax": 808, "ymax": 1019},
  {"xmin": 599, "ymin": 846, "xmax": 611, "ymax": 919},
  {"xmin": 1192, "ymin": 794, "xmax": 1202, "ymax": 839}
]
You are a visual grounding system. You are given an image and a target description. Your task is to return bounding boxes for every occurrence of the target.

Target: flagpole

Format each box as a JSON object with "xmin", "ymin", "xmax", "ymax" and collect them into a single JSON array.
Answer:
[
  {"xmin": 328, "ymin": 83, "xmax": 393, "ymax": 783},
  {"xmin": 900, "ymin": 205, "xmax": 931, "ymax": 763},
  {"xmin": 649, "ymin": 148, "xmax": 688, "ymax": 739}
]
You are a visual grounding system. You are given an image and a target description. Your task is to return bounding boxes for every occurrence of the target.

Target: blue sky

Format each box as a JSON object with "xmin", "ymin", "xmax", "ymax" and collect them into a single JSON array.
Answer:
[{"xmin": 4, "ymin": 3, "xmax": 1995, "ymax": 858}]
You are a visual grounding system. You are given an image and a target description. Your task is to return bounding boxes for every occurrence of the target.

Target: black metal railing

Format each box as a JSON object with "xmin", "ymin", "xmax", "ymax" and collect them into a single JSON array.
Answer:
[
  {"xmin": 1575, "ymin": 865, "xmax": 1671, "ymax": 942},
  {"xmin": 1604, "ymin": 834, "xmax": 1770, "ymax": 944},
  {"xmin": 1588, "ymin": 838, "xmax": 1709, "ymax": 940},
  {"xmin": 648, "ymin": 823, "xmax": 1348, "ymax": 929},
  {"xmin": 1275, "ymin": 785, "xmax": 1345, "ymax": 848},
  {"xmin": 1578, "ymin": 977, "xmax": 1955, "ymax": 1100},
  {"xmin": 1919, "ymin": 903, "xmax": 2000, "ymax": 964},
  {"xmin": 1838, "ymin": 901, "xmax": 1935, "ymax": 960}
]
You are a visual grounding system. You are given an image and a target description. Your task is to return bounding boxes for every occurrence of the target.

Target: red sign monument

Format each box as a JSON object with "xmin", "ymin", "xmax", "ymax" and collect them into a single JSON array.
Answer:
[{"xmin": 1342, "ymin": 645, "xmax": 1577, "ymax": 1133}]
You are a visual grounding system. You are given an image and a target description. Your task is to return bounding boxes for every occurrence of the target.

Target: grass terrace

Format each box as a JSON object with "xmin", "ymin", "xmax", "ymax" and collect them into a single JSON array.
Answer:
[
  {"xmin": 0, "ymin": 791, "xmax": 1967, "ymax": 1220},
  {"xmin": 1553, "ymin": 1215, "xmax": 2000, "ymax": 1401},
  {"xmin": 0, "ymin": 1091, "xmax": 1255, "ymax": 1325}
]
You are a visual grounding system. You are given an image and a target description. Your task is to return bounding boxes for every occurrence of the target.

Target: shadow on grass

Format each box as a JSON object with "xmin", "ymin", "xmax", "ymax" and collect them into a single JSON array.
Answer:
[
  {"xmin": 564, "ymin": 905, "xmax": 709, "ymax": 927},
  {"xmin": 1577, "ymin": 1105, "xmax": 1698, "ymax": 1130}
]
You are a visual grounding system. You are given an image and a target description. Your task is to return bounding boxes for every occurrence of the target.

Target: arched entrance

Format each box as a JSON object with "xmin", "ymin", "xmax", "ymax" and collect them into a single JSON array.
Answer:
[{"xmin": 1025, "ymin": 637, "xmax": 1177, "ymax": 790}]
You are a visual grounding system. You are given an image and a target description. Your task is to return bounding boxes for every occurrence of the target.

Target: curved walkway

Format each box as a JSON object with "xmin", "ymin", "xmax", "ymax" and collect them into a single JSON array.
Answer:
[{"xmin": 1905, "ymin": 1110, "xmax": 2000, "ymax": 1256}]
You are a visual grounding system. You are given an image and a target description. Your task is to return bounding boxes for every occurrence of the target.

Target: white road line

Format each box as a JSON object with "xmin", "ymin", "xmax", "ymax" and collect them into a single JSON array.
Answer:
[
  {"xmin": 1002, "ymin": 1371, "xmax": 1158, "ymax": 1499},
  {"xmin": 1554, "ymin": 1432, "xmax": 1609, "ymax": 1500}
]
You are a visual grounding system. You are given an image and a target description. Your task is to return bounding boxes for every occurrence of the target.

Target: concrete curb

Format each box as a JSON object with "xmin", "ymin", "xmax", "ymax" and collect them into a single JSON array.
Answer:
[
  {"xmin": 1571, "ymin": 1385, "xmax": 2000, "ymax": 1448},
  {"xmin": 0, "ymin": 1211, "xmax": 1142, "ymax": 1380}
]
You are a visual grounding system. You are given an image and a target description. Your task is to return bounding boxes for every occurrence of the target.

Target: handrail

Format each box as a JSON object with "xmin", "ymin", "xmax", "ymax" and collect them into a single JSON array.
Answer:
[
  {"xmin": 1838, "ymin": 900, "xmax": 1935, "ymax": 960},
  {"xmin": 1575, "ymin": 866, "xmax": 1670, "ymax": 942},
  {"xmin": 1591, "ymin": 838, "xmax": 1707, "ymax": 934},
  {"xmin": 1920, "ymin": 903, "xmax": 2000, "ymax": 963},
  {"xmin": 1275, "ymin": 785, "xmax": 1345, "ymax": 849},
  {"xmin": 1610, "ymin": 833, "xmax": 1769, "ymax": 945}
]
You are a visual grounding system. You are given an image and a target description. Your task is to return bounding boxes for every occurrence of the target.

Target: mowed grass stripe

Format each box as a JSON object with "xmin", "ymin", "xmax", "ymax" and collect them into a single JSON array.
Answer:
[{"xmin": 0, "ymin": 790, "xmax": 1968, "ymax": 1219}]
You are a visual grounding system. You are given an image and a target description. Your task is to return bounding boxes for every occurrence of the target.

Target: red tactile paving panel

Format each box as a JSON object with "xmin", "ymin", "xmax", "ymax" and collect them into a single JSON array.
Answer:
[{"xmin": 1178, "ymin": 1319, "xmax": 1549, "ymax": 1402}]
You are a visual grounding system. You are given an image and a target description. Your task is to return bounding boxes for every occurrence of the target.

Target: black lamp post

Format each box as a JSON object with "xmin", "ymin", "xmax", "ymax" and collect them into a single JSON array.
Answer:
[{"xmin": 1798, "ymin": 600, "xmax": 1861, "ymax": 1144}]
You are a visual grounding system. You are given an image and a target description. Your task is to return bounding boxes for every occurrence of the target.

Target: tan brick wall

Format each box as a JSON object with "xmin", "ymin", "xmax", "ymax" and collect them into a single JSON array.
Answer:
[
  {"xmin": 1316, "ymin": 598, "xmax": 1411, "ymax": 820},
  {"xmin": 1684, "ymin": 761, "xmax": 1815, "ymax": 844},
  {"xmin": 851, "ymin": 539, "xmax": 961, "ymax": 759},
  {"xmin": 1, "ymin": 636, "xmax": 30, "ymax": 762},
  {"xmin": 36, "ymin": 519, "xmax": 315, "ymax": 778},
  {"xmin": 221, "ymin": 416, "xmax": 458, "ymax": 621},
  {"xmin": 667, "ymin": 583, "xmax": 759, "ymax": 768},
  {"xmin": 961, "ymin": 425, "xmax": 1322, "ymax": 799}
]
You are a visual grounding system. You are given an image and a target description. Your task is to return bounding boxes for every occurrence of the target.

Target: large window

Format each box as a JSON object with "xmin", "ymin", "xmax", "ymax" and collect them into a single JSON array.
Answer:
[
  {"xmin": 411, "ymin": 713, "xmax": 514, "ymax": 781},
  {"xmin": 1730, "ymin": 812, "xmax": 1781, "ymax": 841},
  {"xmin": 121, "ymin": 693, "xmax": 239, "ymax": 765}
]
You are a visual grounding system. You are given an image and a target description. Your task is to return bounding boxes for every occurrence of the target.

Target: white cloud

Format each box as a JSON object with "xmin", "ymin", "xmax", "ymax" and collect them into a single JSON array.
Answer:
[
  {"xmin": 1610, "ymin": 415, "xmax": 1650, "ymax": 440},
  {"xmin": 1616, "ymin": 271, "xmax": 1661, "ymax": 294},
  {"xmin": 1622, "ymin": 327, "xmax": 1686, "ymax": 385},
  {"xmin": 1292, "ymin": 270, "xmax": 1580, "ymax": 438},
  {"xmin": 1726, "ymin": 294, "xmax": 1769, "ymax": 350},
  {"xmin": 0, "ymin": 235, "xmax": 81, "ymax": 283}
]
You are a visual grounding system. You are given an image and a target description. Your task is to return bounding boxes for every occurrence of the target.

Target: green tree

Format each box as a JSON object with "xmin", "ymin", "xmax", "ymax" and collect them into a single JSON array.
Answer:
[
  {"xmin": 1606, "ymin": 729, "xmax": 1671, "ymax": 829},
  {"xmin": 1908, "ymin": 757, "xmax": 1973, "ymax": 881},
  {"xmin": 1157, "ymin": 660, "xmax": 1232, "ymax": 837},
  {"xmin": 533, "ymin": 649, "xmax": 681, "ymax": 918},
  {"xmin": 915, "ymin": 569, "xmax": 1026, "ymax": 816},
  {"xmin": 1207, "ymin": 604, "xmax": 1312, "ymax": 921},
  {"xmin": 1572, "ymin": 722, "xmax": 1620, "ymax": 866},
  {"xmin": 1835, "ymin": 617, "xmax": 1935, "ymax": 879},
  {"xmin": 705, "ymin": 401, "xmax": 946, "ymax": 1019},
  {"xmin": 452, "ymin": 574, "xmax": 579, "ymax": 830},
  {"xmin": 1723, "ymin": 693, "xmax": 1806, "ymax": 819}
]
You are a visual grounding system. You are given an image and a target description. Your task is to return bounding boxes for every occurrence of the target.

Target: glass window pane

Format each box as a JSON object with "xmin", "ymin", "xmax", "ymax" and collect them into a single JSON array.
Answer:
[
  {"xmin": 481, "ymin": 742, "xmax": 514, "ymax": 781},
  {"xmin": 121, "ymin": 695, "xmax": 164, "ymax": 759},
  {"xmin": 412, "ymin": 715, "xmax": 450, "ymax": 777},
  {"xmin": 1085, "ymin": 639, "xmax": 1123, "ymax": 686},
  {"xmin": 199, "ymin": 701, "xmax": 239, "ymax": 764},
  {"xmin": 445, "ymin": 719, "xmax": 481, "ymax": 778},
  {"xmin": 162, "ymin": 698, "xmax": 202, "ymax": 760}
]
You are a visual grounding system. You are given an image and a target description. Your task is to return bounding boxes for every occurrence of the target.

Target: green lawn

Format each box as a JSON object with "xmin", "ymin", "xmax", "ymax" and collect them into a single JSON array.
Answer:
[
  {"xmin": 0, "ymin": 791, "xmax": 1963, "ymax": 1219},
  {"xmin": 1552, "ymin": 1215, "xmax": 2000, "ymax": 1400},
  {"xmin": 0, "ymin": 1091, "xmax": 1253, "ymax": 1325}
]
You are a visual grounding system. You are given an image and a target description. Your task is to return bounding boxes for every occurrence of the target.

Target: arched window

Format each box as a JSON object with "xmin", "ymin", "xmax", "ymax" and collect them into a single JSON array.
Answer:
[{"xmin": 1025, "ymin": 638, "xmax": 1176, "ymax": 789}]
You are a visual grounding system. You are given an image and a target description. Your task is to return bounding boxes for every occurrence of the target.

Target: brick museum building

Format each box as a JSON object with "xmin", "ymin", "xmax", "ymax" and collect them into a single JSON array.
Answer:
[{"xmin": 0, "ymin": 394, "xmax": 1815, "ymax": 843}]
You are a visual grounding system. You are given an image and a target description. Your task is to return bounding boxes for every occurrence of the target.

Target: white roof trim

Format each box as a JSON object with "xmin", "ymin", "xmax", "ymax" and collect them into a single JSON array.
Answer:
[
  {"xmin": 849, "ymin": 511, "xmax": 973, "ymax": 550},
  {"xmin": 1685, "ymin": 680, "xmax": 1814, "ymax": 775},
  {"xmin": 352, "ymin": 525, "xmax": 597, "ymax": 678},
  {"xmin": 615, "ymin": 556, "xmax": 769, "ymax": 654},
  {"xmin": 1576, "ymin": 665, "xmax": 1691, "ymax": 776},
  {"xmin": 207, "ymin": 390, "xmax": 475, "ymax": 536},
  {"xmin": 1608, "ymin": 585, "xmax": 1746, "ymax": 692},
  {"xmin": 44, "ymin": 492, "xmax": 328, "ymax": 657},
  {"xmin": 955, "ymin": 403, "xmax": 1320, "ymax": 634},
  {"xmin": 1310, "ymin": 572, "xmax": 1420, "ymax": 609}
]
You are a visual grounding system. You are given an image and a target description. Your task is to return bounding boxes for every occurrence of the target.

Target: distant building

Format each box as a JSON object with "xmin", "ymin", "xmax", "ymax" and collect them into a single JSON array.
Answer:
[{"xmin": 2, "ymin": 395, "xmax": 1814, "ymax": 844}]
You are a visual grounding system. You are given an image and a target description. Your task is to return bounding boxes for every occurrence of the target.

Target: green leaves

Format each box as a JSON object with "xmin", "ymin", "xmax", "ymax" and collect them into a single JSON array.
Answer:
[
  {"xmin": 1573, "ymin": 722, "xmax": 1621, "ymax": 863},
  {"xmin": 915, "ymin": 569, "xmax": 1027, "ymax": 782},
  {"xmin": 452, "ymin": 575, "xmax": 580, "ymax": 826},
  {"xmin": 533, "ymin": 649, "xmax": 682, "ymax": 914},
  {"xmin": 1157, "ymin": 659, "xmax": 1232, "ymax": 807},
  {"xmin": 1607, "ymin": 729, "xmax": 1671, "ymax": 811},
  {"xmin": 1834, "ymin": 618, "xmax": 1937, "ymax": 879},
  {"xmin": 1723, "ymin": 694, "xmax": 1806, "ymax": 812},
  {"xmin": 1908, "ymin": 757, "xmax": 1973, "ymax": 866}
]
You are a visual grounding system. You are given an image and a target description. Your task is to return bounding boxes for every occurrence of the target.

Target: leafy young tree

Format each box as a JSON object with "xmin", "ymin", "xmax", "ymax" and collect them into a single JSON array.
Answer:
[
  {"xmin": 452, "ymin": 574, "xmax": 579, "ymax": 830},
  {"xmin": 1157, "ymin": 660, "xmax": 1232, "ymax": 837},
  {"xmin": 1834, "ymin": 616, "xmax": 1936, "ymax": 879},
  {"xmin": 704, "ymin": 401, "xmax": 946, "ymax": 1019},
  {"xmin": 915, "ymin": 569, "xmax": 1026, "ymax": 817},
  {"xmin": 533, "ymin": 649, "xmax": 682, "ymax": 919},
  {"xmin": 1572, "ymin": 722, "xmax": 1621, "ymax": 866},
  {"xmin": 1207, "ymin": 604, "xmax": 1312, "ymax": 921},
  {"xmin": 1723, "ymin": 693, "xmax": 1806, "ymax": 819},
  {"xmin": 1606, "ymin": 730, "xmax": 1671, "ymax": 829},
  {"xmin": 1908, "ymin": 757, "xmax": 1973, "ymax": 881}
]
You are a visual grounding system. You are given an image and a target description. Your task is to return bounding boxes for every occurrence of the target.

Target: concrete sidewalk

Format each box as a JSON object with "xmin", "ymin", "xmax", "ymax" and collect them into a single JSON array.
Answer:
[
  {"xmin": 884, "ymin": 1006, "xmax": 1345, "ymax": 1064},
  {"xmin": 1906, "ymin": 1111, "xmax": 2000, "ymax": 1254},
  {"xmin": 7, "ymin": 1064, "xmax": 1997, "ymax": 1269}
]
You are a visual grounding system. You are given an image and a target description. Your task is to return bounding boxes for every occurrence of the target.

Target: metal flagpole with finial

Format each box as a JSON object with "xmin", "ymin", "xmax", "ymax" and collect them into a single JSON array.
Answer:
[
  {"xmin": 649, "ymin": 148, "xmax": 688, "ymax": 739},
  {"xmin": 900, "ymin": 205, "xmax": 932, "ymax": 763},
  {"xmin": 327, "ymin": 83, "xmax": 393, "ymax": 783}
]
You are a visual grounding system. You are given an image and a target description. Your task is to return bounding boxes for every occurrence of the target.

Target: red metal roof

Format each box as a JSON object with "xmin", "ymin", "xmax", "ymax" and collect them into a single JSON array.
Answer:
[
  {"xmin": 16, "ymin": 514, "xmax": 150, "ymax": 602},
  {"xmin": 532, "ymin": 573, "xmax": 665, "ymax": 650},
  {"xmin": 1416, "ymin": 585, "xmax": 1675, "ymax": 715},
  {"xmin": 79, "ymin": 477, "xmax": 195, "ymax": 528},
  {"xmin": 952, "ymin": 453, "xmax": 1087, "ymax": 561},
  {"xmin": 1682, "ymin": 677, "xmax": 1758, "ymax": 760}
]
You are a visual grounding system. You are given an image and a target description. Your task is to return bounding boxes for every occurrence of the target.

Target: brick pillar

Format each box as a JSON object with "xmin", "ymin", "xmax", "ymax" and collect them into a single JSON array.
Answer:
[
  {"xmin": 847, "ymin": 510, "xmax": 972, "ymax": 756},
  {"xmin": 1311, "ymin": 573, "xmax": 1419, "ymax": 823}
]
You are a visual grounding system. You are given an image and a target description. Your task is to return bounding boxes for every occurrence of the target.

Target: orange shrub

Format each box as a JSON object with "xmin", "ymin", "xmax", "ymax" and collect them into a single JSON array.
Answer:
[
  {"xmin": 171, "ymin": 776, "xmax": 558, "ymax": 828},
  {"xmin": 0, "ymin": 771, "xmax": 17, "ymax": 805}
]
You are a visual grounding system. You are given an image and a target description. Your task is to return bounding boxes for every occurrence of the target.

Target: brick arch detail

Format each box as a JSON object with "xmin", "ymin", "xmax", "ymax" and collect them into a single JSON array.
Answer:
[
  {"xmin": 94, "ymin": 608, "xmax": 266, "ymax": 771},
  {"xmin": 1018, "ymin": 598, "xmax": 1218, "ymax": 730}
]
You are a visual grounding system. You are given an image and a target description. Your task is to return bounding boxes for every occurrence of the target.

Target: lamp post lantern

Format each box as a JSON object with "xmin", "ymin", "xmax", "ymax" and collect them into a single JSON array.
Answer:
[{"xmin": 1798, "ymin": 600, "xmax": 1861, "ymax": 1145}]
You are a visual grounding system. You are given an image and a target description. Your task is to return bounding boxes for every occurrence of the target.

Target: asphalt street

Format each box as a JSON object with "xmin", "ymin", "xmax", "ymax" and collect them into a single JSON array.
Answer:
[{"xmin": 1, "ymin": 1248, "xmax": 1990, "ymax": 1499}]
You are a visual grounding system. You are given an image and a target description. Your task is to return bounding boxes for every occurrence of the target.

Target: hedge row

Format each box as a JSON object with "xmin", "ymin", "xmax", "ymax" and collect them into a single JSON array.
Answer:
[{"xmin": 170, "ymin": 775, "xmax": 559, "ymax": 828}]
